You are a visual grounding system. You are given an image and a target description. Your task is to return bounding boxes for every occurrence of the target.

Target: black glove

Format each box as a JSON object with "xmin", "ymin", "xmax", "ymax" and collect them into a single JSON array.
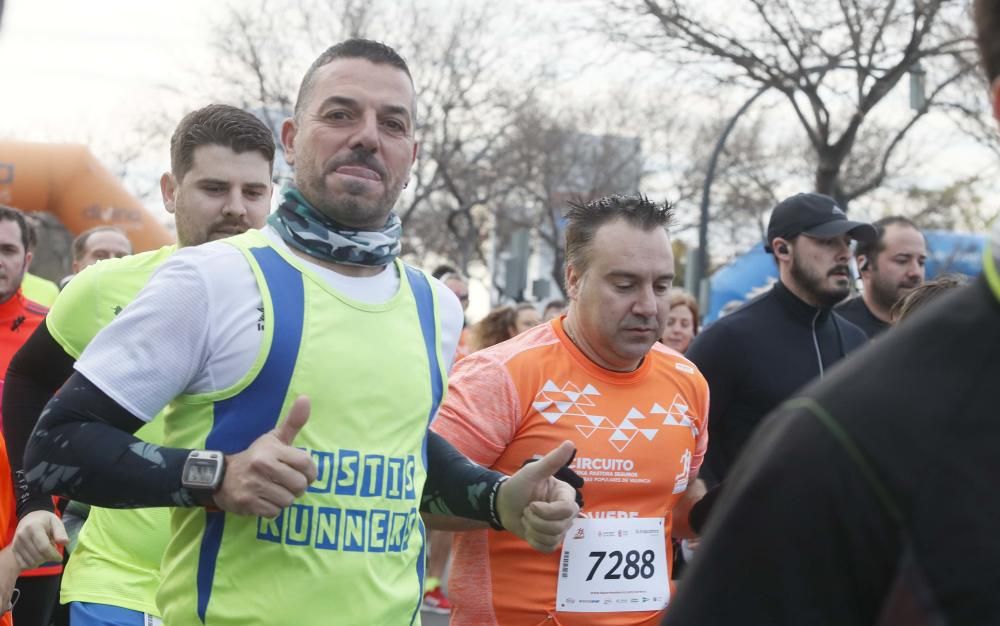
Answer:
[{"xmin": 522, "ymin": 449, "xmax": 585, "ymax": 508}]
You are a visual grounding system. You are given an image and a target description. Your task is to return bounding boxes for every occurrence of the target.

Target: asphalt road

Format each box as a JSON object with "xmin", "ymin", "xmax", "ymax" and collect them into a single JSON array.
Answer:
[{"xmin": 421, "ymin": 609, "xmax": 449, "ymax": 625}]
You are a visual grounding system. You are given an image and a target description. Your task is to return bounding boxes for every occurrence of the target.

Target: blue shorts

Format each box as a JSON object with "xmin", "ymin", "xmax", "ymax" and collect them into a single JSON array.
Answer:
[{"xmin": 69, "ymin": 602, "xmax": 161, "ymax": 626}]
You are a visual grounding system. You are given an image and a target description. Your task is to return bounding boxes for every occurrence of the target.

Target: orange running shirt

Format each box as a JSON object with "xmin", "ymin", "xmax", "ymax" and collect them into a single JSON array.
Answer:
[{"xmin": 432, "ymin": 317, "xmax": 709, "ymax": 626}]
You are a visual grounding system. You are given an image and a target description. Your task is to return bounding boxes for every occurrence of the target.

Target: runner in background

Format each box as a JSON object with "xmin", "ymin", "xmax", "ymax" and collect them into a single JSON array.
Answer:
[
  {"xmin": 432, "ymin": 194, "xmax": 708, "ymax": 625},
  {"xmin": 58, "ymin": 226, "xmax": 134, "ymax": 288},
  {"xmin": 0, "ymin": 207, "xmax": 56, "ymax": 626},
  {"xmin": 3, "ymin": 104, "xmax": 276, "ymax": 626}
]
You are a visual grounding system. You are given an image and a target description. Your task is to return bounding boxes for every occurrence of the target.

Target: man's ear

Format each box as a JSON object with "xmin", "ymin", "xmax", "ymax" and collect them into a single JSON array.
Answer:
[
  {"xmin": 566, "ymin": 262, "xmax": 583, "ymax": 301},
  {"xmin": 281, "ymin": 118, "xmax": 299, "ymax": 167},
  {"xmin": 160, "ymin": 172, "xmax": 178, "ymax": 215},
  {"xmin": 23, "ymin": 250, "xmax": 32, "ymax": 272}
]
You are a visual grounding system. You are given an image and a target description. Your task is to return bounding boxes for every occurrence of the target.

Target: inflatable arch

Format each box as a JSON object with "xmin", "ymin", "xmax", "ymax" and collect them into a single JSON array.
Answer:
[{"xmin": 0, "ymin": 140, "xmax": 173, "ymax": 252}]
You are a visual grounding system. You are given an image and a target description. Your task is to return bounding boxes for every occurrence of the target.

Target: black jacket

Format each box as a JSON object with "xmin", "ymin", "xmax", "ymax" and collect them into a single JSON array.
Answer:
[
  {"xmin": 686, "ymin": 280, "xmax": 867, "ymax": 484},
  {"xmin": 664, "ymin": 275, "xmax": 1000, "ymax": 626}
]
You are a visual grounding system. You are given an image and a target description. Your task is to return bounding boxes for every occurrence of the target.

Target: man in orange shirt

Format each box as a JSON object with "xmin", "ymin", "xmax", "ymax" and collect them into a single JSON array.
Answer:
[{"xmin": 432, "ymin": 194, "xmax": 709, "ymax": 625}]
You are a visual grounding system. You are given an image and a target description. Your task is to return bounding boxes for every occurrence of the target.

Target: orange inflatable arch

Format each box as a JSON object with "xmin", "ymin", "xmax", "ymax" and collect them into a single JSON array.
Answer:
[{"xmin": 0, "ymin": 141, "xmax": 173, "ymax": 251}]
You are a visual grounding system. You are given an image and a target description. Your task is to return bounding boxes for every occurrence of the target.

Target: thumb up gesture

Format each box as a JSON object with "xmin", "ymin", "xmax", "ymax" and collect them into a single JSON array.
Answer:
[
  {"xmin": 212, "ymin": 396, "xmax": 318, "ymax": 518},
  {"xmin": 496, "ymin": 441, "xmax": 581, "ymax": 552}
]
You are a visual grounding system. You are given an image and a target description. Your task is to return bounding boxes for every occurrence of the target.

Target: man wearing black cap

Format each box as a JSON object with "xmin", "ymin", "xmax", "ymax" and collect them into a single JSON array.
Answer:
[
  {"xmin": 685, "ymin": 192, "xmax": 875, "ymax": 485},
  {"xmin": 663, "ymin": 4, "xmax": 1000, "ymax": 622}
]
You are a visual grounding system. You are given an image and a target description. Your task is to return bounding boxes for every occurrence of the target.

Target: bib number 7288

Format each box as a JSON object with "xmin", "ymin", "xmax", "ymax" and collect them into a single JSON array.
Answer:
[
  {"xmin": 556, "ymin": 518, "xmax": 669, "ymax": 613},
  {"xmin": 585, "ymin": 549, "xmax": 656, "ymax": 581}
]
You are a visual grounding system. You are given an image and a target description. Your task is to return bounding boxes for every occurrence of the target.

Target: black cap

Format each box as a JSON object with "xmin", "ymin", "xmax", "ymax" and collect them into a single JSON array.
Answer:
[{"xmin": 764, "ymin": 193, "xmax": 877, "ymax": 252}]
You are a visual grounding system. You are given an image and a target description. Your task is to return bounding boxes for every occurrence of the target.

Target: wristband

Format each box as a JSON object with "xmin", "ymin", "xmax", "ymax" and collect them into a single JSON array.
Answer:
[{"xmin": 487, "ymin": 475, "xmax": 509, "ymax": 531}]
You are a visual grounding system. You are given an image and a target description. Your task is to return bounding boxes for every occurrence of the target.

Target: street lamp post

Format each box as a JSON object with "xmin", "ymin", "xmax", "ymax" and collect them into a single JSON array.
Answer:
[{"xmin": 692, "ymin": 85, "xmax": 770, "ymax": 301}]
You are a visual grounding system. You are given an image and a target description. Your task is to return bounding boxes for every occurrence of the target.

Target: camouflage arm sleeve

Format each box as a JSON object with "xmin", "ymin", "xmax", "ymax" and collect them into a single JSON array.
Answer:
[
  {"xmin": 23, "ymin": 372, "xmax": 197, "ymax": 508},
  {"xmin": 421, "ymin": 430, "xmax": 507, "ymax": 529}
]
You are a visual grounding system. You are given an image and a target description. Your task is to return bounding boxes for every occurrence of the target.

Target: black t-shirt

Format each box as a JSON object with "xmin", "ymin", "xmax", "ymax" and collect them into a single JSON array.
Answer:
[
  {"xmin": 837, "ymin": 295, "xmax": 890, "ymax": 338},
  {"xmin": 663, "ymin": 272, "xmax": 1000, "ymax": 626}
]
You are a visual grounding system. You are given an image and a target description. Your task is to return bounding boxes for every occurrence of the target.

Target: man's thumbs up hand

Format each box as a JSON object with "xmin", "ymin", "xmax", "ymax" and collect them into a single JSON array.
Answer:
[
  {"xmin": 497, "ymin": 441, "xmax": 582, "ymax": 552},
  {"xmin": 211, "ymin": 395, "xmax": 318, "ymax": 518}
]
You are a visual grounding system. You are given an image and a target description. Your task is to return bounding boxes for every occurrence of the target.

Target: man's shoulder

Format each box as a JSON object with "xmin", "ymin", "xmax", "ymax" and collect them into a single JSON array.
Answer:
[
  {"xmin": 832, "ymin": 312, "xmax": 869, "ymax": 348},
  {"xmin": 834, "ymin": 296, "xmax": 870, "ymax": 325},
  {"xmin": 469, "ymin": 323, "xmax": 561, "ymax": 369},
  {"xmin": 87, "ymin": 244, "xmax": 177, "ymax": 276},
  {"xmin": 649, "ymin": 342, "xmax": 709, "ymax": 389},
  {"xmin": 52, "ymin": 246, "xmax": 176, "ymax": 311},
  {"xmin": 691, "ymin": 294, "xmax": 768, "ymax": 346}
]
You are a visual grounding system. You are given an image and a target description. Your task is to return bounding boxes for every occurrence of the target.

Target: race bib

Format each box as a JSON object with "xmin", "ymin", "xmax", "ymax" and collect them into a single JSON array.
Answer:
[
  {"xmin": 144, "ymin": 615, "xmax": 163, "ymax": 626},
  {"xmin": 556, "ymin": 517, "xmax": 669, "ymax": 613}
]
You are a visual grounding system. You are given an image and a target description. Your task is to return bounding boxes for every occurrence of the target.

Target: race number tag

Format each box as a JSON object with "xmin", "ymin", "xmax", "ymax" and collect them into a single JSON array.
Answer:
[{"xmin": 556, "ymin": 517, "xmax": 669, "ymax": 613}]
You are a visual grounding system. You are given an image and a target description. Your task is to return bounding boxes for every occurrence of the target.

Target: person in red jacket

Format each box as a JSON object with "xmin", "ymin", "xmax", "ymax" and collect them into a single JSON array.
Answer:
[{"xmin": 0, "ymin": 205, "xmax": 55, "ymax": 625}]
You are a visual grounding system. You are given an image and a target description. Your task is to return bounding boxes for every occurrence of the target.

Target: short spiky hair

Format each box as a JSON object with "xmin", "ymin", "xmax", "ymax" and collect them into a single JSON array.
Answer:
[
  {"xmin": 564, "ymin": 194, "xmax": 674, "ymax": 275},
  {"xmin": 976, "ymin": 0, "xmax": 1000, "ymax": 83},
  {"xmin": 295, "ymin": 39, "xmax": 414, "ymax": 121},
  {"xmin": 170, "ymin": 104, "xmax": 276, "ymax": 182}
]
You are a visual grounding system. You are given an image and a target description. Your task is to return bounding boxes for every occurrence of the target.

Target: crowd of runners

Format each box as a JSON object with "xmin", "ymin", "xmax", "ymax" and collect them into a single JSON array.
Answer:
[{"xmin": 0, "ymin": 1, "xmax": 997, "ymax": 624}]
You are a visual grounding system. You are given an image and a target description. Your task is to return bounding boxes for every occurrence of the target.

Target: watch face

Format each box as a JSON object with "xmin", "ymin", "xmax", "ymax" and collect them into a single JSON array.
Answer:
[{"xmin": 185, "ymin": 459, "xmax": 218, "ymax": 486}]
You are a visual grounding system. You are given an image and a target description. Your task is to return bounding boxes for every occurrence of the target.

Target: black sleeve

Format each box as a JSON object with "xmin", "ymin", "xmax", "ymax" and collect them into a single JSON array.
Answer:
[
  {"xmin": 23, "ymin": 372, "xmax": 198, "ymax": 508},
  {"xmin": 685, "ymin": 324, "xmax": 736, "ymax": 486},
  {"xmin": 662, "ymin": 405, "xmax": 900, "ymax": 626},
  {"xmin": 2, "ymin": 323, "xmax": 76, "ymax": 517},
  {"xmin": 420, "ymin": 431, "xmax": 507, "ymax": 528}
]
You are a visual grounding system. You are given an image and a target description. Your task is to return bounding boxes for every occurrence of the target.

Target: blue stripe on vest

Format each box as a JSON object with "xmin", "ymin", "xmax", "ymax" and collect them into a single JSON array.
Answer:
[
  {"xmin": 403, "ymin": 265, "xmax": 443, "ymax": 626},
  {"xmin": 195, "ymin": 246, "xmax": 305, "ymax": 623}
]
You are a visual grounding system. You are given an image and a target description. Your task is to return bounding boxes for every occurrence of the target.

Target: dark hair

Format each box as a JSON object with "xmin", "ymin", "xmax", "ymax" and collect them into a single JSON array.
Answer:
[
  {"xmin": 0, "ymin": 205, "xmax": 32, "ymax": 252},
  {"xmin": 72, "ymin": 225, "xmax": 131, "ymax": 262},
  {"xmin": 474, "ymin": 303, "xmax": 538, "ymax": 350},
  {"xmin": 295, "ymin": 39, "xmax": 414, "ymax": 121},
  {"xmin": 854, "ymin": 215, "xmax": 923, "ymax": 271},
  {"xmin": 170, "ymin": 104, "xmax": 276, "ymax": 182},
  {"xmin": 976, "ymin": 0, "xmax": 1000, "ymax": 83},
  {"xmin": 890, "ymin": 273, "xmax": 968, "ymax": 323},
  {"xmin": 564, "ymin": 194, "xmax": 674, "ymax": 275},
  {"xmin": 431, "ymin": 264, "xmax": 459, "ymax": 280}
]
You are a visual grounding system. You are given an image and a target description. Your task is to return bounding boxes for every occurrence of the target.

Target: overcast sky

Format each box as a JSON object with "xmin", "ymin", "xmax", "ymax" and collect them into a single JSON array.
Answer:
[
  {"xmin": 0, "ymin": 0, "xmax": 224, "ymax": 141},
  {"xmin": 1, "ymin": 1, "xmax": 995, "ymax": 244}
]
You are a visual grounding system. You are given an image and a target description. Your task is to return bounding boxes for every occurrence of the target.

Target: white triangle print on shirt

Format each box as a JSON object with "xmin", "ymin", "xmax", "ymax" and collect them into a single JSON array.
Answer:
[
  {"xmin": 530, "ymin": 380, "xmax": 697, "ymax": 452},
  {"xmin": 541, "ymin": 412, "xmax": 563, "ymax": 424}
]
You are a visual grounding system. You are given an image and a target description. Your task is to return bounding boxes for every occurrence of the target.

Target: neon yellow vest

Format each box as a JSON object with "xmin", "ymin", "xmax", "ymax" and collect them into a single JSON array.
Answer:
[
  {"xmin": 51, "ymin": 245, "xmax": 177, "ymax": 615},
  {"xmin": 21, "ymin": 272, "xmax": 59, "ymax": 307},
  {"xmin": 156, "ymin": 230, "xmax": 446, "ymax": 625}
]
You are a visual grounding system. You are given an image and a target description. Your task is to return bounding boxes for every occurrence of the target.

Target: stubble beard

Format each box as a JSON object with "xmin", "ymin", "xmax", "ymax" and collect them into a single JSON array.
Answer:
[
  {"xmin": 298, "ymin": 166, "xmax": 402, "ymax": 230},
  {"xmin": 869, "ymin": 271, "xmax": 915, "ymax": 313},
  {"xmin": 790, "ymin": 257, "xmax": 850, "ymax": 309}
]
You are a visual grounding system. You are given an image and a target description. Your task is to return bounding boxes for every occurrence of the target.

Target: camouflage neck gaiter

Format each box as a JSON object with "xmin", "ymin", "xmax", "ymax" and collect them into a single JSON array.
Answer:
[{"xmin": 267, "ymin": 185, "xmax": 402, "ymax": 267}]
